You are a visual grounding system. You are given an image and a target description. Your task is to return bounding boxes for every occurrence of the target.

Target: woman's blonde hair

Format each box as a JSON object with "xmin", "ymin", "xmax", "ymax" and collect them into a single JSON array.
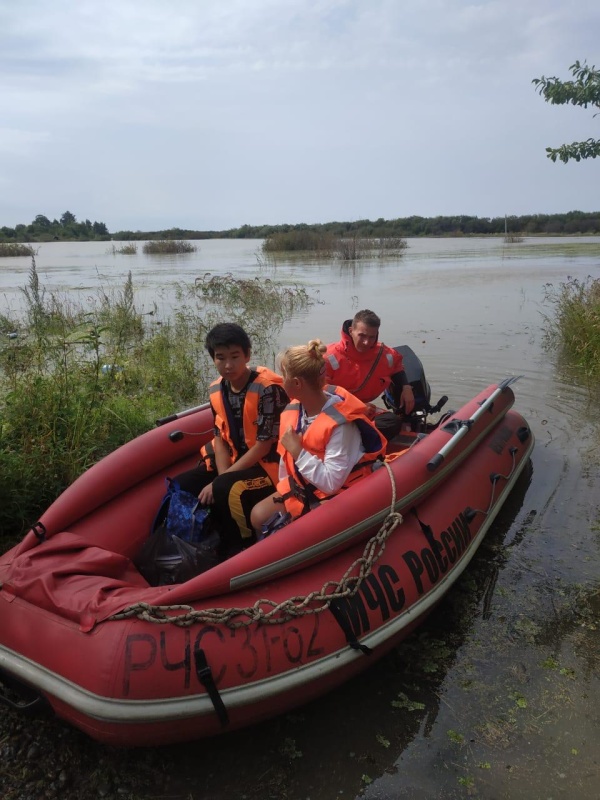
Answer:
[{"xmin": 280, "ymin": 339, "xmax": 327, "ymax": 389}]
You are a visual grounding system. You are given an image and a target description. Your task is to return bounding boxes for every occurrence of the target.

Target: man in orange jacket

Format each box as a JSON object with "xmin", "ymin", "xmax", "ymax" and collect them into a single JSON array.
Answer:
[{"xmin": 324, "ymin": 309, "xmax": 415, "ymax": 440}]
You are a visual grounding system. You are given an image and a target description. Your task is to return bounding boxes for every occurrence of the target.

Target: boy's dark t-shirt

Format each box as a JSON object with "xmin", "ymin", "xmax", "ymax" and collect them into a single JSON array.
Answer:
[{"xmin": 214, "ymin": 370, "xmax": 289, "ymax": 460}]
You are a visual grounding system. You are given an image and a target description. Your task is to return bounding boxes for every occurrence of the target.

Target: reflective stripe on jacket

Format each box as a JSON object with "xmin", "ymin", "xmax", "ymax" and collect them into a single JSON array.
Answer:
[
  {"xmin": 276, "ymin": 385, "xmax": 386, "ymax": 519},
  {"xmin": 200, "ymin": 367, "xmax": 283, "ymax": 484}
]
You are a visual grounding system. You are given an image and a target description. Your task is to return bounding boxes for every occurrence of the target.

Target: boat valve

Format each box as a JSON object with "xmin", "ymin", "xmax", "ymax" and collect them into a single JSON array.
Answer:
[{"xmin": 517, "ymin": 427, "xmax": 530, "ymax": 443}]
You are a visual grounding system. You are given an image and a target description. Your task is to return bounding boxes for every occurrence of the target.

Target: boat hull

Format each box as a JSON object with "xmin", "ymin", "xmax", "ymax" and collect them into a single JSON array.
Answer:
[{"xmin": 0, "ymin": 386, "xmax": 534, "ymax": 746}]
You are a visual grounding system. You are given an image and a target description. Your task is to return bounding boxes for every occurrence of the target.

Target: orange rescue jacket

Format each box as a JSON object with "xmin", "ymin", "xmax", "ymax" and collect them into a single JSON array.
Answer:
[
  {"xmin": 200, "ymin": 367, "xmax": 284, "ymax": 484},
  {"xmin": 324, "ymin": 320, "xmax": 404, "ymax": 403},
  {"xmin": 277, "ymin": 385, "xmax": 386, "ymax": 519}
]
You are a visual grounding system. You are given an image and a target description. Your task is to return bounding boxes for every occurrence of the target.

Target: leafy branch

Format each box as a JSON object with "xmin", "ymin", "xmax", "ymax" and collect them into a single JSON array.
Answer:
[{"xmin": 533, "ymin": 60, "xmax": 600, "ymax": 162}]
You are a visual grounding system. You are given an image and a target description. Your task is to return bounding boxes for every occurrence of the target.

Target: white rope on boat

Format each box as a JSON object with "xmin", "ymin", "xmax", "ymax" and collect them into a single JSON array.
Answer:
[{"xmin": 110, "ymin": 461, "xmax": 403, "ymax": 629}]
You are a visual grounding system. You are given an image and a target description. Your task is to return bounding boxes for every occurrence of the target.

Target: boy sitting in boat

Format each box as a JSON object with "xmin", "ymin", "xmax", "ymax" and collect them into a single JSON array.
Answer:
[
  {"xmin": 174, "ymin": 323, "xmax": 289, "ymax": 557},
  {"xmin": 250, "ymin": 339, "xmax": 386, "ymax": 533}
]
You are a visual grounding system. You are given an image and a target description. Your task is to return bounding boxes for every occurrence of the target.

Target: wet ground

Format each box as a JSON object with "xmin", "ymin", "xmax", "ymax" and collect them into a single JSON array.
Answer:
[{"xmin": 1, "ymin": 237, "xmax": 599, "ymax": 798}]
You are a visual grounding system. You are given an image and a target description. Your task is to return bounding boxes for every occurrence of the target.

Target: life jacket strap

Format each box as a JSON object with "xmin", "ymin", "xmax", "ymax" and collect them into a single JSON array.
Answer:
[{"xmin": 289, "ymin": 474, "xmax": 322, "ymax": 512}]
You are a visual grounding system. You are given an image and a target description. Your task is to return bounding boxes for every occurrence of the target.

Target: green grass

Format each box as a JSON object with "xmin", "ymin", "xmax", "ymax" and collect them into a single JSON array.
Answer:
[
  {"xmin": 262, "ymin": 230, "xmax": 407, "ymax": 259},
  {"xmin": 543, "ymin": 276, "xmax": 600, "ymax": 377},
  {"xmin": 262, "ymin": 230, "xmax": 337, "ymax": 254},
  {"xmin": 108, "ymin": 242, "xmax": 138, "ymax": 255},
  {"xmin": 142, "ymin": 239, "xmax": 197, "ymax": 254},
  {"xmin": 0, "ymin": 260, "xmax": 313, "ymax": 545}
]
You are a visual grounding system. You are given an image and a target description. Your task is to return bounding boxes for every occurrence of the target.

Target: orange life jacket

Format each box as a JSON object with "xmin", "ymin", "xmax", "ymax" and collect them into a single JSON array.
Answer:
[
  {"xmin": 276, "ymin": 385, "xmax": 386, "ymax": 519},
  {"xmin": 200, "ymin": 367, "xmax": 284, "ymax": 484},
  {"xmin": 324, "ymin": 321, "xmax": 404, "ymax": 403}
]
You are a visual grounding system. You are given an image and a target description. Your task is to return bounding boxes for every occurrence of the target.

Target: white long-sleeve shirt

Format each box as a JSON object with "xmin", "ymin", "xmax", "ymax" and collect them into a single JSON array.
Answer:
[{"xmin": 278, "ymin": 392, "xmax": 365, "ymax": 495}]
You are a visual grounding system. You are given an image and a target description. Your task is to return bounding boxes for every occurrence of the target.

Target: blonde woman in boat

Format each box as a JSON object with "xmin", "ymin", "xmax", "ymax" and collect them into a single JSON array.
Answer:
[{"xmin": 251, "ymin": 339, "xmax": 386, "ymax": 534}]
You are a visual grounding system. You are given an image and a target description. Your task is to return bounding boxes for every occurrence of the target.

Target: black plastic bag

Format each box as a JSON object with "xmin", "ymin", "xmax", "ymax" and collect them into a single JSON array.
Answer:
[{"xmin": 135, "ymin": 525, "xmax": 219, "ymax": 586}]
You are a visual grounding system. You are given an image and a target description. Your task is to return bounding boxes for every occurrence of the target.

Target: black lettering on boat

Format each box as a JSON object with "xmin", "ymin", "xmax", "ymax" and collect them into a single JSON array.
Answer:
[
  {"xmin": 403, "ymin": 550, "xmax": 425, "ymax": 595},
  {"xmin": 361, "ymin": 573, "xmax": 391, "ymax": 620},
  {"xmin": 307, "ymin": 610, "xmax": 325, "ymax": 657},
  {"xmin": 123, "ymin": 633, "xmax": 156, "ymax": 695},
  {"xmin": 378, "ymin": 564, "xmax": 406, "ymax": 612},
  {"xmin": 489, "ymin": 424, "xmax": 511, "ymax": 455},
  {"xmin": 445, "ymin": 512, "xmax": 472, "ymax": 558},
  {"xmin": 261, "ymin": 625, "xmax": 272, "ymax": 673},
  {"xmin": 421, "ymin": 547, "xmax": 440, "ymax": 584},
  {"xmin": 431, "ymin": 538, "xmax": 448, "ymax": 575},
  {"xmin": 448, "ymin": 520, "xmax": 466, "ymax": 556},
  {"xmin": 440, "ymin": 529, "xmax": 457, "ymax": 564},
  {"xmin": 453, "ymin": 512, "xmax": 472, "ymax": 547},
  {"xmin": 329, "ymin": 592, "xmax": 371, "ymax": 640},
  {"xmin": 283, "ymin": 626, "xmax": 304, "ymax": 664},
  {"xmin": 193, "ymin": 626, "xmax": 227, "ymax": 685},
  {"xmin": 416, "ymin": 515, "xmax": 449, "ymax": 577},
  {"xmin": 236, "ymin": 625, "xmax": 260, "ymax": 680},
  {"xmin": 160, "ymin": 629, "xmax": 191, "ymax": 689}
]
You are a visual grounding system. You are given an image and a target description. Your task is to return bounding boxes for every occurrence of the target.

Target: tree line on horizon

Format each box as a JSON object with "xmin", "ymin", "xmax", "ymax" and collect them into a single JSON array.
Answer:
[
  {"xmin": 1, "ymin": 210, "xmax": 599, "ymax": 244},
  {"xmin": 0, "ymin": 211, "xmax": 109, "ymax": 243}
]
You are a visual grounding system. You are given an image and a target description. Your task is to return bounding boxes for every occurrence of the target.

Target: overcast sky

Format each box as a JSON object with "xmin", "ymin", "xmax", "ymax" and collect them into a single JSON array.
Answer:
[{"xmin": 1, "ymin": 0, "xmax": 598, "ymax": 232}]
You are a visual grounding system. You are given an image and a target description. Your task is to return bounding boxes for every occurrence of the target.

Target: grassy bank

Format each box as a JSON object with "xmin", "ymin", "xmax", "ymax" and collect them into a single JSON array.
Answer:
[
  {"xmin": 543, "ymin": 275, "xmax": 600, "ymax": 377},
  {"xmin": 0, "ymin": 260, "xmax": 312, "ymax": 545}
]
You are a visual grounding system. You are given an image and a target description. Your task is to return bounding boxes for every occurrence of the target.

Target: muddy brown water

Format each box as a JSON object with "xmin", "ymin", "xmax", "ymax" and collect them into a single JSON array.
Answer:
[{"xmin": 1, "ymin": 237, "xmax": 599, "ymax": 799}]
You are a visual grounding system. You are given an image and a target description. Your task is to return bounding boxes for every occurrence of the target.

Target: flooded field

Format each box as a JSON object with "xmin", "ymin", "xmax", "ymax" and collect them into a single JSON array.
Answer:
[{"xmin": 0, "ymin": 236, "xmax": 598, "ymax": 799}]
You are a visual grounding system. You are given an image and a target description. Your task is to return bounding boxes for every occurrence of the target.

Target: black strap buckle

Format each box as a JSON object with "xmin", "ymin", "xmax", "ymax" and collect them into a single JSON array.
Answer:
[
  {"xmin": 30, "ymin": 522, "xmax": 47, "ymax": 542},
  {"xmin": 194, "ymin": 649, "xmax": 229, "ymax": 727}
]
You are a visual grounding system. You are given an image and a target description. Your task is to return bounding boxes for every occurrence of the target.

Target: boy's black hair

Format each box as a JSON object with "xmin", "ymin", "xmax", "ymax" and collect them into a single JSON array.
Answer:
[{"xmin": 205, "ymin": 323, "xmax": 252, "ymax": 358}]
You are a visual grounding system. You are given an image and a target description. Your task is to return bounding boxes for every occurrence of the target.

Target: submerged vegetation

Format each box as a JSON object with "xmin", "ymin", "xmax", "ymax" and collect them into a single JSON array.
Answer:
[
  {"xmin": 543, "ymin": 275, "xmax": 600, "ymax": 377},
  {"xmin": 0, "ymin": 260, "xmax": 313, "ymax": 543},
  {"xmin": 143, "ymin": 239, "xmax": 197, "ymax": 254},
  {"xmin": 0, "ymin": 242, "xmax": 36, "ymax": 257},
  {"xmin": 262, "ymin": 230, "xmax": 407, "ymax": 259},
  {"xmin": 108, "ymin": 242, "xmax": 137, "ymax": 255}
]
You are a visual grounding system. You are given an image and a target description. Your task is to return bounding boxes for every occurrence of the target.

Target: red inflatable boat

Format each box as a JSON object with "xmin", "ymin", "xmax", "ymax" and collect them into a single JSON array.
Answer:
[{"xmin": 0, "ymin": 352, "xmax": 533, "ymax": 746}]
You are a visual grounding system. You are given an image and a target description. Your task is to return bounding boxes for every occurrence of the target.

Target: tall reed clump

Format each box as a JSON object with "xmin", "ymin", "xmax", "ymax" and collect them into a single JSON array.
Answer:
[
  {"xmin": 374, "ymin": 236, "xmax": 409, "ymax": 257},
  {"xmin": 262, "ymin": 230, "xmax": 407, "ymax": 260},
  {"xmin": 262, "ymin": 230, "xmax": 336, "ymax": 254},
  {"xmin": 108, "ymin": 243, "xmax": 137, "ymax": 255},
  {"xmin": 143, "ymin": 239, "xmax": 197, "ymax": 254},
  {"xmin": 543, "ymin": 276, "xmax": 600, "ymax": 377},
  {"xmin": 0, "ymin": 243, "xmax": 36, "ymax": 257},
  {"xmin": 0, "ymin": 261, "xmax": 313, "ymax": 544}
]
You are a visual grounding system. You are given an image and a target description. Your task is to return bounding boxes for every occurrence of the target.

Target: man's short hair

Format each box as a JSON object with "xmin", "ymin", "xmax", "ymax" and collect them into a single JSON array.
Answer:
[
  {"xmin": 352, "ymin": 309, "xmax": 381, "ymax": 329},
  {"xmin": 205, "ymin": 323, "xmax": 252, "ymax": 358}
]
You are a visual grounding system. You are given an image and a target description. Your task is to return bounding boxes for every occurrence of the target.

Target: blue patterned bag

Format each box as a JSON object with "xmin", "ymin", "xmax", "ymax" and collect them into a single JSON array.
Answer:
[{"xmin": 157, "ymin": 478, "xmax": 210, "ymax": 544}]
